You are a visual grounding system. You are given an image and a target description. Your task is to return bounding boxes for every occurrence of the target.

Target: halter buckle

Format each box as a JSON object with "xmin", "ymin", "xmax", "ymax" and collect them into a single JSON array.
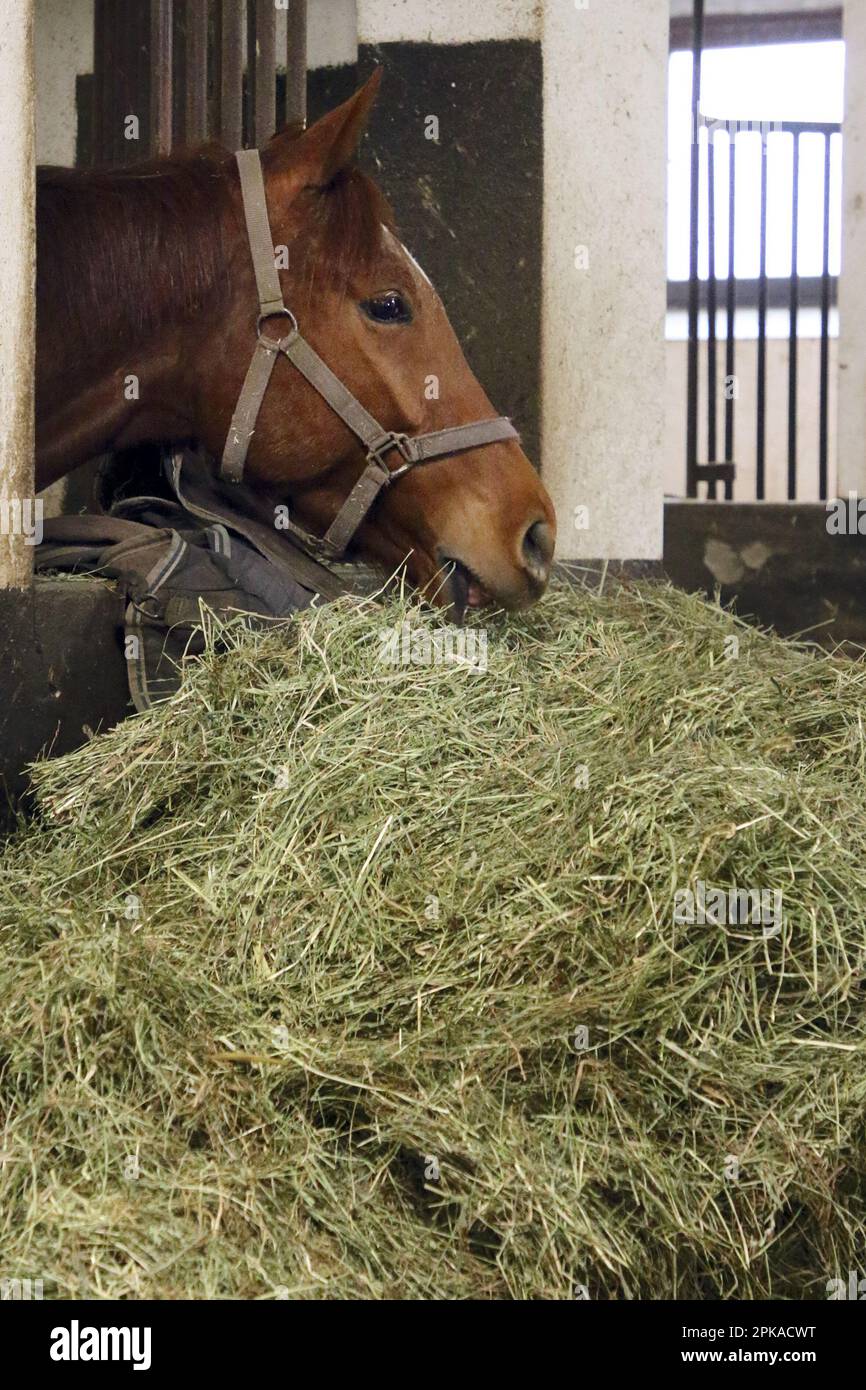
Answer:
[{"xmin": 366, "ymin": 432, "xmax": 412, "ymax": 476}]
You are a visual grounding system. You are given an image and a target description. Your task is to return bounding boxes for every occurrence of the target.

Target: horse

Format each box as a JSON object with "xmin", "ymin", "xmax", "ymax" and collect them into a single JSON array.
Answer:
[{"xmin": 34, "ymin": 70, "xmax": 556, "ymax": 618}]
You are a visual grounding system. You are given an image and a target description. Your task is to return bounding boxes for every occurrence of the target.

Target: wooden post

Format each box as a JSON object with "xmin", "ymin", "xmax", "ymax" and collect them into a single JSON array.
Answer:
[
  {"xmin": 218, "ymin": 0, "xmax": 244, "ymax": 150},
  {"xmin": 150, "ymin": 0, "xmax": 174, "ymax": 156},
  {"xmin": 285, "ymin": 0, "xmax": 307, "ymax": 131},
  {"xmin": 247, "ymin": 0, "xmax": 276, "ymax": 145}
]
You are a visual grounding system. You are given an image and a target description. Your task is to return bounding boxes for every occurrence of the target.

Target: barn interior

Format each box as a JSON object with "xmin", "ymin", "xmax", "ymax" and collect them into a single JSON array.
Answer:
[
  {"xmin": 2, "ymin": 0, "xmax": 866, "ymax": 1310},
  {"xmin": 3, "ymin": 0, "xmax": 865, "ymax": 808}
]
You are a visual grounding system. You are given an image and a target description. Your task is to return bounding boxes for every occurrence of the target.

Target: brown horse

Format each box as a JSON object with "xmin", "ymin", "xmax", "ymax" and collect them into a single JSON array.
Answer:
[{"xmin": 35, "ymin": 72, "xmax": 555, "ymax": 615}]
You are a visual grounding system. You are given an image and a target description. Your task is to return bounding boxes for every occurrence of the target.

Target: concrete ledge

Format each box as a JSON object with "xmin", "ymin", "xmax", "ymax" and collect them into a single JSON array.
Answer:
[
  {"xmin": 663, "ymin": 501, "xmax": 866, "ymax": 648},
  {"xmin": 555, "ymin": 559, "xmax": 667, "ymax": 588},
  {"xmin": 0, "ymin": 577, "xmax": 131, "ymax": 817}
]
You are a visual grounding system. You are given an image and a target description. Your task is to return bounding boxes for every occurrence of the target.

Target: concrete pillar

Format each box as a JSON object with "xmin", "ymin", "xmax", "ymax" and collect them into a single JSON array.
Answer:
[
  {"xmin": 357, "ymin": 0, "xmax": 536, "ymax": 45},
  {"xmin": 838, "ymin": 1, "xmax": 866, "ymax": 495},
  {"xmin": 541, "ymin": 0, "xmax": 668, "ymax": 563},
  {"xmin": 0, "ymin": 0, "xmax": 36, "ymax": 590},
  {"xmin": 34, "ymin": 0, "xmax": 93, "ymax": 167},
  {"xmin": 307, "ymin": 0, "xmax": 357, "ymax": 69}
]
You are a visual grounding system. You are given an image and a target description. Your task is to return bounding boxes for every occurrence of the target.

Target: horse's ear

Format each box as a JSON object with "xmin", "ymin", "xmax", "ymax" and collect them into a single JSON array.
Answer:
[{"xmin": 263, "ymin": 68, "xmax": 382, "ymax": 191}]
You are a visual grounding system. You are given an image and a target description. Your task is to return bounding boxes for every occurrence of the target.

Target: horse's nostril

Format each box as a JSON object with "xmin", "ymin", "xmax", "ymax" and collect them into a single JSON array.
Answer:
[{"xmin": 522, "ymin": 520, "xmax": 555, "ymax": 579}]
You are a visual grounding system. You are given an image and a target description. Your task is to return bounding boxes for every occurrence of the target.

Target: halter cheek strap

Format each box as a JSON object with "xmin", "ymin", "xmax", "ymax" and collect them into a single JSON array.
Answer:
[{"xmin": 220, "ymin": 148, "xmax": 519, "ymax": 562}]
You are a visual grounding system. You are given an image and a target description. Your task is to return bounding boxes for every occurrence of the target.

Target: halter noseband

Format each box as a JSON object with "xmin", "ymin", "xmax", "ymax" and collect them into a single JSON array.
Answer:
[{"xmin": 220, "ymin": 148, "xmax": 519, "ymax": 562}]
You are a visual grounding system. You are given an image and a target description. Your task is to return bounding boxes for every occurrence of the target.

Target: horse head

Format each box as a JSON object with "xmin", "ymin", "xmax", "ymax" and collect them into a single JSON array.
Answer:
[
  {"xmin": 36, "ymin": 72, "xmax": 556, "ymax": 616},
  {"xmin": 196, "ymin": 71, "xmax": 556, "ymax": 614}
]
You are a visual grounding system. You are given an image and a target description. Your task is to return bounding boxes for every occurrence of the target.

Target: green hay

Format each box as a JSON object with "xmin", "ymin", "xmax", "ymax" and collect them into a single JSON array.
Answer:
[{"xmin": 2, "ymin": 581, "xmax": 866, "ymax": 1300}]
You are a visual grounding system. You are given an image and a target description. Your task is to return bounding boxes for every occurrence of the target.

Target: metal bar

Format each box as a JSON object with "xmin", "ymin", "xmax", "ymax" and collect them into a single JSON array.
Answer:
[
  {"xmin": 724, "ymin": 132, "xmax": 736, "ymax": 498},
  {"xmin": 756, "ymin": 129, "xmax": 769, "ymax": 500},
  {"xmin": 93, "ymin": 0, "xmax": 152, "ymax": 167},
  {"xmin": 149, "ymin": 0, "xmax": 173, "ymax": 157},
  {"xmin": 218, "ymin": 0, "xmax": 243, "ymax": 150},
  {"xmin": 171, "ymin": 0, "xmax": 185, "ymax": 145},
  {"xmin": 670, "ymin": 9, "xmax": 843, "ymax": 52},
  {"xmin": 284, "ymin": 0, "xmax": 307, "ymax": 131},
  {"xmin": 91, "ymin": 0, "xmax": 108, "ymax": 164},
  {"xmin": 668, "ymin": 274, "xmax": 837, "ymax": 312},
  {"xmin": 707, "ymin": 130, "xmax": 718, "ymax": 497},
  {"xmin": 787, "ymin": 132, "xmax": 800, "ymax": 500},
  {"xmin": 686, "ymin": 0, "xmax": 704, "ymax": 499},
  {"xmin": 184, "ymin": 0, "xmax": 208, "ymax": 145},
  {"xmin": 694, "ymin": 463, "xmax": 736, "ymax": 484},
  {"xmin": 247, "ymin": 0, "xmax": 276, "ymax": 146},
  {"xmin": 699, "ymin": 115, "xmax": 841, "ymax": 139},
  {"xmin": 819, "ymin": 131, "xmax": 832, "ymax": 501},
  {"xmin": 99, "ymin": 0, "xmax": 125, "ymax": 166}
]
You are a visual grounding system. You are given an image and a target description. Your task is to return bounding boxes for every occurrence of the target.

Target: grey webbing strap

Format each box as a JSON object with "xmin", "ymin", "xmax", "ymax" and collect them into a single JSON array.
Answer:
[
  {"xmin": 221, "ymin": 149, "xmax": 288, "ymax": 483},
  {"xmin": 403, "ymin": 418, "xmax": 518, "ymax": 462},
  {"xmin": 320, "ymin": 460, "xmax": 391, "ymax": 558},
  {"xmin": 281, "ymin": 333, "xmax": 397, "ymax": 457},
  {"xmin": 282, "ymin": 336, "xmax": 519, "ymax": 466},
  {"xmin": 222, "ymin": 339, "xmax": 281, "ymax": 483},
  {"xmin": 235, "ymin": 148, "xmax": 285, "ymax": 316},
  {"xmin": 316, "ymin": 419, "xmax": 520, "ymax": 558}
]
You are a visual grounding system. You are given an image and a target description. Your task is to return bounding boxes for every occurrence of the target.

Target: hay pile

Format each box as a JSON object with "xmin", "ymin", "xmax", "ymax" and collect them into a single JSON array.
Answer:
[{"xmin": 2, "ymin": 581, "xmax": 866, "ymax": 1300}]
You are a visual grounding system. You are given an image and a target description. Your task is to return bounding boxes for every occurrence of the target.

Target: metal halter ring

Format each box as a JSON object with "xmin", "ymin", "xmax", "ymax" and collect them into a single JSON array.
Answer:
[
  {"xmin": 131, "ymin": 592, "xmax": 164, "ymax": 622},
  {"xmin": 257, "ymin": 306, "xmax": 298, "ymax": 352}
]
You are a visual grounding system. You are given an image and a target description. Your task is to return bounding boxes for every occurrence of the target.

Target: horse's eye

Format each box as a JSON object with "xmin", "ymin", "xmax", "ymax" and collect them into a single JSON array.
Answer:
[{"xmin": 360, "ymin": 291, "xmax": 412, "ymax": 324}]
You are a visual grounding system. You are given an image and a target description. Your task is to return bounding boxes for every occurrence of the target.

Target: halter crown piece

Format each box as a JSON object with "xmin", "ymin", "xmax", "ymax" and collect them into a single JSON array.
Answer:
[{"xmin": 220, "ymin": 148, "xmax": 519, "ymax": 562}]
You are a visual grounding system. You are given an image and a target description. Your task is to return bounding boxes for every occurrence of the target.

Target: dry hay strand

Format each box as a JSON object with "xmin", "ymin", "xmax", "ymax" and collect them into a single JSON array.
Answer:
[{"xmin": 2, "ymin": 580, "xmax": 866, "ymax": 1299}]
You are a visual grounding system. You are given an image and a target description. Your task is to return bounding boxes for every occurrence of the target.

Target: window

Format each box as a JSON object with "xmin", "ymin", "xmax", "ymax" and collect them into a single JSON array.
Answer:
[{"xmin": 667, "ymin": 40, "xmax": 845, "ymax": 340}]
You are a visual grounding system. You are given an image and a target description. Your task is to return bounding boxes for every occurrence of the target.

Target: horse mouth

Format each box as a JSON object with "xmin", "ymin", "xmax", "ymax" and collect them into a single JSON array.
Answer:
[{"xmin": 440, "ymin": 555, "xmax": 493, "ymax": 624}]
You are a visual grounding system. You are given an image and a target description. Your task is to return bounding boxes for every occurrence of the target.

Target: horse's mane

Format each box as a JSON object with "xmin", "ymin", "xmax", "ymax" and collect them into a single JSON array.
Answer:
[
  {"xmin": 36, "ymin": 143, "xmax": 396, "ymax": 369},
  {"xmin": 37, "ymin": 148, "xmax": 234, "ymax": 360}
]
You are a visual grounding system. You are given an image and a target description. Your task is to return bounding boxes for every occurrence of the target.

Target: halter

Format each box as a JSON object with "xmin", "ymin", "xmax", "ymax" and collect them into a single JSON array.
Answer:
[{"xmin": 220, "ymin": 148, "xmax": 519, "ymax": 562}]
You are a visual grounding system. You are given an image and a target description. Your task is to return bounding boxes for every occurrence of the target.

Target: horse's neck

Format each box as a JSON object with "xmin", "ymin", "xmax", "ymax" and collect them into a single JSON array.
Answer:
[
  {"xmin": 35, "ymin": 346, "xmax": 193, "ymax": 490},
  {"xmin": 35, "ymin": 162, "xmax": 222, "ymax": 490}
]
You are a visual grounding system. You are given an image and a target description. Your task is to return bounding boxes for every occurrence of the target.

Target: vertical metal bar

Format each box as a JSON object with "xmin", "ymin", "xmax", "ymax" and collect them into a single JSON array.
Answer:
[
  {"xmin": 184, "ymin": 0, "xmax": 208, "ymax": 145},
  {"xmin": 150, "ymin": 0, "xmax": 173, "ymax": 157},
  {"xmin": 284, "ymin": 0, "xmax": 307, "ymax": 132},
  {"xmin": 94, "ymin": 0, "xmax": 152, "ymax": 168},
  {"xmin": 96, "ymin": 0, "xmax": 123, "ymax": 166},
  {"xmin": 724, "ymin": 129, "xmax": 736, "ymax": 499},
  {"xmin": 819, "ymin": 131, "xmax": 832, "ymax": 501},
  {"xmin": 787, "ymin": 131, "xmax": 800, "ymax": 500},
  {"xmin": 707, "ymin": 129, "xmax": 718, "ymax": 497},
  {"xmin": 756, "ymin": 129, "xmax": 769, "ymax": 499},
  {"xmin": 686, "ymin": 0, "xmax": 704, "ymax": 498},
  {"xmin": 0, "ymin": 0, "xmax": 36, "ymax": 590},
  {"xmin": 219, "ymin": 0, "xmax": 243, "ymax": 150},
  {"xmin": 172, "ymin": 0, "xmax": 186, "ymax": 144},
  {"xmin": 92, "ymin": 0, "xmax": 108, "ymax": 164},
  {"xmin": 248, "ymin": 0, "xmax": 276, "ymax": 146}
]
